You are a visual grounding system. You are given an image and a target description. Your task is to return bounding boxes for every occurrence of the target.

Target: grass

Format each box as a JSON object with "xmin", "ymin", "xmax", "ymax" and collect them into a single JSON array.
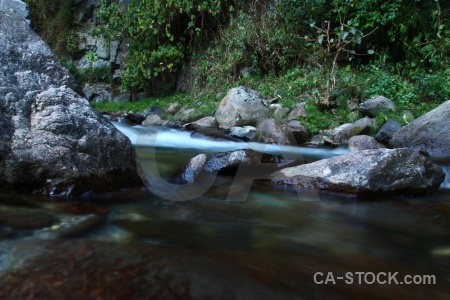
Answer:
[{"xmin": 90, "ymin": 64, "xmax": 447, "ymax": 136}]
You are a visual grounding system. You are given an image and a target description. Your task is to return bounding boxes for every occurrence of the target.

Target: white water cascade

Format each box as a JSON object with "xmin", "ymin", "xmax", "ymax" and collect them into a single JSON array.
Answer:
[{"xmin": 113, "ymin": 122, "xmax": 350, "ymax": 160}]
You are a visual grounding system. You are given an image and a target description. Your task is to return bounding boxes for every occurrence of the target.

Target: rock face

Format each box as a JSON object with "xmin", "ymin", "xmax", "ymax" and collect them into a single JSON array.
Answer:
[
  {"xmin": 214, "ymin": 86, "xmax": 269, "ymax": 130},
  {"xmin": 390, "ymin": 100, "xmax": 450, "ymax": 164},
  {"xmin": 0, "ymin": 11, "xmax": 142, "ymax": 196},
  {"xmin": 271, "ymin": 148, "xmax": 444, "ymax": 196},
  {"xmin": 359, "ymin": 96, "xmax": 395, "ymax": 117},
  {"xmin": 0, "ymin": 0, "xmax": 29, "ymax": 21}
]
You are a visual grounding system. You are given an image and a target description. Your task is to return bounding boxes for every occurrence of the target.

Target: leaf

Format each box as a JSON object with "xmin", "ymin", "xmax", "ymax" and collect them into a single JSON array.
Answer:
[
  {"xmin": 310, "ymin": 21, "xmax": 316, "ymax": 28},
  {"xmin": 318, "ymin": 35, "xmax": 324, "ymax": 44},
  {"xmin": 344, "ymin": 64, "xmax": 351, "ymax": 72},
  {"xmin": 367, "ymin": 49, "xmax": 375, "ymax": 55}
]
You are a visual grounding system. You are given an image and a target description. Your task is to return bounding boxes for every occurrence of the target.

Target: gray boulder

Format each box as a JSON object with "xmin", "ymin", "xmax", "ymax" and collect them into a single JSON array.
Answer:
[
  {"xmin": 287, "ymin": 103, "xmax": 308, "ymax": 120},
  {"xmin": 271, "ymin": 148, "xmax": 444, "ymax": 196},
  {"xmin": 390, "ymin": 100, "xmax": 450, "ymax": 164},
  {"xmin": 375, "ymin": 118, "xmax": 401, "ymax": 144},
  {"xmin": 359, "ymin": 96, "xmax": 395, "ymax": 117},
  {"xmin": 142, "ymin": 114, "xmax": 163, "ymax": 126},
  {"xmin": 0, "ymin": 0, "xmax": 29, "ymax": 21},
  {"xmin": 332, "ymin": 117, "xmax": 376, "ymax": 145},
  {"xmin": 204, "ymin": 150, "xmax": 252, "ymax": 173},
  {"xmin": 287, "ymin": 121, "xmax": 310, "ymax": 145},
  {"xmin": 348, "ymin": 135, "xmax": 385, "ymax": 151},
  {"xmin": 229, "ymin": 126, "xmax": 257, "ymax": 141},
  {"xmin": 0, "ymin": 11, "xmax": 141, "ymax": 196},
  {"xmin": 214, "ymin": 86, "xmax": 269, "ymax": 129},
  {"xmin": 184, "ymin": 116, "xmax": 217, "ymax": 131},
  {"xmin": 257, "ymin": 118, "xmax": 295, "ymax": 145},
  {"xmin": 177, "ymin": 154, "xmax": 207, "ymax": 184}
]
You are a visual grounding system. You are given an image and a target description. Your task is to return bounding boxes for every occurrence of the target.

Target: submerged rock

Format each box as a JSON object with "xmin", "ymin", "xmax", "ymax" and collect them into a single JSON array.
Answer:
[
  {"xmin": 390, "ymin": 100, "xmax": 450, "ymax": 164},
  {"xmin": 214, "ymin": 86, "xmax": 269, "ymax": 129},
  {"xmin": 271, "ymin": 148, "xmax": 445, "ymax": 196},
  {"xmin": 0, "ymin": 11, "xmax": 142, "ymax": 196},
  {"xmin": 0, "ymin": 207, "xmax": 55, "ymax": 229}
]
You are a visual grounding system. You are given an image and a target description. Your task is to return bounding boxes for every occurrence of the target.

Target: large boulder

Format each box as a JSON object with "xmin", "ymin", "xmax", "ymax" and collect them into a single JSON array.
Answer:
[
  {"xmin": 271, "ymin": 149, "xmax": 444, "ymax": 196},
  {"xmin": 0, "ymin": 10, "xmax": 142, "ymax": 196},
  {"xmin": 214, "ymin": 86, "xmax": 269, "ymax": 130},
  {"xmin": 390, "ymin": 100, "xmax": 450, "ymax": 164},
  {"xmin": 0, "ymin": 0, "xmax": 29, "ymax": 21}
]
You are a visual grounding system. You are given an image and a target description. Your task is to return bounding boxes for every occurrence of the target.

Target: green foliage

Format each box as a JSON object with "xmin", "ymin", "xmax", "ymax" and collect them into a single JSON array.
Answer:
[
  {"xmin": 97, "ymin": 0, "xmax": 236, "ymax": 92},
  {"xmin": 91, "ymin": 93, "xmax": 193, "ymax": 113},
  {"xmin": 25, "ymin": 0, "xmax": 77, "ymax": 55}
]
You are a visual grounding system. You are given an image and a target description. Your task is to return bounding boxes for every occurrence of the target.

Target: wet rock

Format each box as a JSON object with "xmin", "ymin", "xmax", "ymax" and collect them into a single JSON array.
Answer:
[
  {"xmin": 214, "ymin": 86, "xmax": 269, "ymax": 129},
  {"xmin": 229, "ymin": 126, "xmax": 257, "ymax": 141},
  {"xmin": 348, "ymin": 135, "xmax": 385, "ymax": 151},
  {"xmin": 176, "ymin": 154, "xmax": 207, "ymax": 184},
  {"xmin": 36, "ymin": 214, "xmax": 105, "ymax": 239},
  {"xmin": 287, "ymin": 103, "xmax": 308, "ymax": 120},
  {"xmin": 287, "ymin": 121, "xmax": 310, "ymax": 145},
  {"xmin": 204, "ymin": 150, "xmax": 253, "ymax": 174},
  {"xmin": 271, "ymin": 148, "xmax": 445, "ymax": 196},
  {"xmin": 359, "ymin": 96, "xmax": 395, "ymax": 117},
  {"xmin": 0, "ymin": 207, "xmax": 55, "ymax": 229},
  {"xmin": 0, "ymin": 240, "xmax": 307, "ymax": 299},
  {"xmin": 184, "ymin": 116, "xmax": 217, "ymax": 131},
  {"xmin": 390, "ymin": 100, "xmax": 450, "ymax": 164},
  {"xmin": 125, "ymin": 113, "xmax": 145, "ymax": 125},
  {"xmin": 0, "ymin": 11, "xmax": 142, "ymax": 195},
  {"xmin": 257, "ymin": 118, "xmax": 295, "ymax": 145},
  {"xmin": 142, "ymin": 114, "xmax": 163, "ymax": 126},
  {"xmin": 375, "ymin": 118, "xmax": 401, "ymax": 144},
  {"xmin": 191, "ymin": 129, "xmax": 240, "ymax": 142}
]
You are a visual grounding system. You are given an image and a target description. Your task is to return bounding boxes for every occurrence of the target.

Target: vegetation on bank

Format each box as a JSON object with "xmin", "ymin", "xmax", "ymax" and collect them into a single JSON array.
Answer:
[{"xmin": 26, "ymin": 0, "xmax": 450, "ymax": 134}]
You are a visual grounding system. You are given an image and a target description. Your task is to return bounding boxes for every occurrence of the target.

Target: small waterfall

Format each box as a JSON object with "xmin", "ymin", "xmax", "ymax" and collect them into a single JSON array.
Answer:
[
  {"xmin": 113, "ymin": 122, "xmax": 350, "ymax": 160},
  {"xmin": 441, "ymin": 165, "xmax": 450, "ymax": 189}
]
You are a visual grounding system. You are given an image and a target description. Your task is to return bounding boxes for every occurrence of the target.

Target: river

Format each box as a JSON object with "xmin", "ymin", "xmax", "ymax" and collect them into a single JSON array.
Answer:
[{"xmin": 0, "ymin": 123, "xmax": 449, "ymax": 299}]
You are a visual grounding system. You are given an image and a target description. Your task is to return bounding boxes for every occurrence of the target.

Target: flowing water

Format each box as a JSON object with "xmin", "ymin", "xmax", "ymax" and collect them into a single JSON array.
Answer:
[{"xmin": 1, "ymin": 123, "xmax": 449, "ymax": 299}]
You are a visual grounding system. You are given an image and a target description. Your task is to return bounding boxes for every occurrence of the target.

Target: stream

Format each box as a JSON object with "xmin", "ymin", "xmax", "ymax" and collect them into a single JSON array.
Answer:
[{"xmin": 0, "ymin": 123, "xmax": 449, "ymax": 299}]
